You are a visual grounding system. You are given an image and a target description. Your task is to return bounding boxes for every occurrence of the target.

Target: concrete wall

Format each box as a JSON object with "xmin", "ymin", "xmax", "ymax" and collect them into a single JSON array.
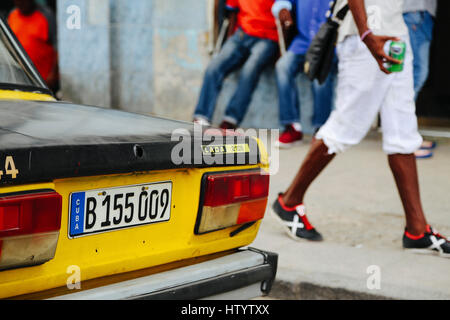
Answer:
[
  {"xmin": 57, "ymin": 0, "xmax": 315, "ymax": 132},
  {"xmin": 59, "ymin": 0, "xmax": 112, "ymax": 108}
]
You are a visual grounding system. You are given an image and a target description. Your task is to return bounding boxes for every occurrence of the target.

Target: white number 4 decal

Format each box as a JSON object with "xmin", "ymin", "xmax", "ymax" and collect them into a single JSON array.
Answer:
[{"xmin": 0, "ymin": 156, "xmax": 19, "ymax": 180}]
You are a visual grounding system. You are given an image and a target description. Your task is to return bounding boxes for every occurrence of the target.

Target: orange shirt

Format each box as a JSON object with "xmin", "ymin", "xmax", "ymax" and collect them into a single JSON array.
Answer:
[
  {"xmin": 8, "ymin": 7, "xmax": 57, "ymax": 81},
  {"xmin": 226, "ymin": 0, "xmax": 278, "ymax": 42}
]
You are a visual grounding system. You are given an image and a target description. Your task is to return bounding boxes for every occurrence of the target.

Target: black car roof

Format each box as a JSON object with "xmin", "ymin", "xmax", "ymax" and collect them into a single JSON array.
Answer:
[{"xmin": 0, "ymin": 100, "xmax": 260, "ymax": 186}]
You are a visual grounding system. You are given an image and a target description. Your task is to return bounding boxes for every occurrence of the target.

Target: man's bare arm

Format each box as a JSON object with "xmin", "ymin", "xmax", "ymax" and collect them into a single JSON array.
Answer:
[
  {"xmin": 347, "ymin": 0, "xmax": 400, "ymax": 74},
  {"xmin": 347, "ymin": 0, "xmax": 370, "ymax": 37}
]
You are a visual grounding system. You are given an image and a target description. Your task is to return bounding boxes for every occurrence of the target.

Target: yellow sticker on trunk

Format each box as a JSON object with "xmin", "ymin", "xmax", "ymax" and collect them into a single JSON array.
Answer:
[{"xmin": 201, "ymin": 144, "xmax": 250, "ymax": 155}]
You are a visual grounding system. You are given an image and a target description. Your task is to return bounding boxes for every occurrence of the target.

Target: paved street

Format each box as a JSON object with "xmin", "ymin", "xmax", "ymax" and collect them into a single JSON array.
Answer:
[{"xmin": 252, "ymin": 130, "xmax": 450, "ymax": 299}]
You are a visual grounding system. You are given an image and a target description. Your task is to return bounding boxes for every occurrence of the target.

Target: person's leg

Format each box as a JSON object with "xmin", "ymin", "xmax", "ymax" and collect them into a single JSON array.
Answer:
[
  {"xmin": 386, "ymin": 107, "xmax": 449, "ymax": 254},
  {"xmin": 403, "ymin": 11, "xmax": 436, "ymax": 154},
  {"xmin": 275, "ymin": 51, "xmax": 304, "ymax": 126},
  {"xmin": 388, "ymin": 154, "xmax": 427, "ymax": 235},
  {"xmin": 193, "ymin": 32, "xmax": 248, "ymax": 122},
  {"xmin": 403, "ymin": 11, "xmax": 434, "ymax": 98},
  {"xmin": 272, "ymin": 51, "xmax": 305, "ymax": 147},
  {"xmin": 311, "ymin": 54, "xmax": 337, "ymax": 131},
  {"xmin": 380, "ymin": 34, "xmax": 426, "ymax": 235},
  {"xmin": 282, "ymin": 139, "xmax": 335, "ymax": 207},
  {"xmin": 223, "ymin": 38, "xmax": 278, "ymax": 125},
  {"xmin": 282, "ymin": 36, "xmax": 389, "ymax": 207}
]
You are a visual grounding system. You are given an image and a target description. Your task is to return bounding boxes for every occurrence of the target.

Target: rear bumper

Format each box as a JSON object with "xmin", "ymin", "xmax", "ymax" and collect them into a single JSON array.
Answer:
[{"xmin": 50, "ymin": 248, "xmax": 277, "ymax": 300}]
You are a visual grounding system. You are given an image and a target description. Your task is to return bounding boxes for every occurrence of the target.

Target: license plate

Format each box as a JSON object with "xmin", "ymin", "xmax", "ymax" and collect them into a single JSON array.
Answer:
[{"xmin": 69, "ymin": 181, "xmax": 172, "ymax": 237}]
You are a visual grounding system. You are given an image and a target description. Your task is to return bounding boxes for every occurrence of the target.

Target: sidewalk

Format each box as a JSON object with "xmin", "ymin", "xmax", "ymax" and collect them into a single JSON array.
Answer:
[{"xmin": 252, "ymin": 131, "xmax": 450, "ymax": 300}]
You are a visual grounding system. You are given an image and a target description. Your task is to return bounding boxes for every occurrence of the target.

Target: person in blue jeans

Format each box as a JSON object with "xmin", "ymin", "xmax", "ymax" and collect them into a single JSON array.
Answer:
[
  {"xmin": 193, "ymin": 0, "xmax": 279, "ymax": 129},
  {"xmin": 403, "ymin": 0, "xmax": 437, "ymax": 158},
  {"xmin": 272, "ymin": 0, "xmax": 338, "ymax": 148}
]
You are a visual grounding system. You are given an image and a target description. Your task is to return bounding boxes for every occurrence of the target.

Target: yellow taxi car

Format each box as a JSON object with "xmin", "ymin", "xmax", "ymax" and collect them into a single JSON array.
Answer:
[{"xmin": 0, "ymin": 19, "xmax": 277, "ymax": 299}]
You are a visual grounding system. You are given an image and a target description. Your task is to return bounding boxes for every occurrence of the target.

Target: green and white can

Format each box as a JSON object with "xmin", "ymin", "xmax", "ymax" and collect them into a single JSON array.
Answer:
[{"xmin": 388, "ymin": 41, "xmax": 406, "ymax": 72}]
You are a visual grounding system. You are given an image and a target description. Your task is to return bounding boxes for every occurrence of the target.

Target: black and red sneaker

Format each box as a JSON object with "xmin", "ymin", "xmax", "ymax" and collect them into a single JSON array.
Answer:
[
  {"xmin": 403, "ymin": 225, "xmax": 450, "ymax": 258},
  {"xmin": 271, "ymin": 194, "xmax": 322, "ymax": 241}
]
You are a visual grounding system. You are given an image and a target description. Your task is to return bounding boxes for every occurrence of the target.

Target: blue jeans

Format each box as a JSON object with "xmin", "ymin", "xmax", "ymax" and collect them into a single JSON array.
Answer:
[
  {"xmin": 193, "ymin": 29, "xmax": 278, "ymax": 124},
  {"xmin": 403, "ymin": 11, "xmax": 435, "ymax": 100},
  {"xmin": 275, "ymin": 50, "xmax": 337, "ymax": 128}
]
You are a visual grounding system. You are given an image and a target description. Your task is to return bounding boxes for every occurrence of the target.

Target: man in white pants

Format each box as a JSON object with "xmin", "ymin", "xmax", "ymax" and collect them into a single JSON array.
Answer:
[{"xmin": 271, "ymin": 0, "xmax": 450, "ymax": 257}]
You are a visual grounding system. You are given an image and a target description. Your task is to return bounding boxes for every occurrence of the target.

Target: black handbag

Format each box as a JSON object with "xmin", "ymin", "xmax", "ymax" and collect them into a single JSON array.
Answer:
[{"xmin": 304, "ymin": 2, "xmax": 349, "ymax": 84}]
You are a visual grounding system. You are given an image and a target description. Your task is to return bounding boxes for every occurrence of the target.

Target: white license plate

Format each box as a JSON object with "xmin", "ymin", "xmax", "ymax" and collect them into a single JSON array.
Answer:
[{"xmin": 69, "ymin": 182, "xmax": 172, "ymax": 237}]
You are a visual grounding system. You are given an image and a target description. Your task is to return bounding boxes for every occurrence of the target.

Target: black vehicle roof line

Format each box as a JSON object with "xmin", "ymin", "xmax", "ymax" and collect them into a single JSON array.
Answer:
[{"xmin": 0, "ymin": 83, "xmax": 52, "ymax": 95}]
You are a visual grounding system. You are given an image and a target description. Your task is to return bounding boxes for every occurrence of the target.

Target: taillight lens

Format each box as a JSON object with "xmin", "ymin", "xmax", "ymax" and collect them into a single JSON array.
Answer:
[
  {"xmin": 0, "ymin": 190, "xmax": 62, "ymax": 271},
  {"xmin": 195, "ymin": 170, "xmax": 269, "ymax": 234}
]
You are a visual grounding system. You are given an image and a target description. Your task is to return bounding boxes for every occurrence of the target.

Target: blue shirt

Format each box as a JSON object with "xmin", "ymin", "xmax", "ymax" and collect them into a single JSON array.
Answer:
[{"xmin": 275, "ymin": 0, "xmax": 331, "ymax": 55}]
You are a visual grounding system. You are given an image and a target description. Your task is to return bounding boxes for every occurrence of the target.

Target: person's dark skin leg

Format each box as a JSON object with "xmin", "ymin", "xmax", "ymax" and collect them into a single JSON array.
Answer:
[
  {"xmin": 346, "ymin": 0, "xmax": 428, "ymax": 236},
  {"xmin": 281, "ymin": 141, "xmax": 428, "ymax": 237},
  {"xmin": 388, "ymin": 153, "xmax": 428, "ymax": 235},
  {"xmin": 281, "ymin": 139, "xmax": 335, "ymax": 207}
]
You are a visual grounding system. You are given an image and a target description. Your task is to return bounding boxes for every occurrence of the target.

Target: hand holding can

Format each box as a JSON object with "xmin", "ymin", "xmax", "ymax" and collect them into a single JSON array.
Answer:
[{"xmin": 387, "ymin": 41, "xmax": 406, "ymax": 72}]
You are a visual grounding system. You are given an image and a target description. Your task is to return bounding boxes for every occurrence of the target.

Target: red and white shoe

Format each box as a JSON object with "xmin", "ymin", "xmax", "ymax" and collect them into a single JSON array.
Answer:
[
  {"xmin": 275, "ymin": 123, "xmax": 303, "ymax": 148},
  {"xmin": 193, "ymin": 117, "xmax": 211, "ymax": 126}
]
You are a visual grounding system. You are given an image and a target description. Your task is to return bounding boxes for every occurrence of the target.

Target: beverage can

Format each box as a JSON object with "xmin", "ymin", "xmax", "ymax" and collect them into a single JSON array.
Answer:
[{"xmin": 387, "ymin": 41, "xmax": 406, "ymax": 72}]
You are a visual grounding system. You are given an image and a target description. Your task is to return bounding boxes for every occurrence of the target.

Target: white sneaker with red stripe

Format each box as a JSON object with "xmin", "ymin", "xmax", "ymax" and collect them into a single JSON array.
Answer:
[{"xmin": 271, "ymin": 194, "xmax": 322, "ymax": 241}]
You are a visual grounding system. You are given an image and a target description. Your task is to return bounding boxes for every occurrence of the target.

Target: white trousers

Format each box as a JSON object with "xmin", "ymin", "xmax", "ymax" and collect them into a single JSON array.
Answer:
[{"xmin": 316, "ymin": 35, "xmax": 422, "ymax": 155}]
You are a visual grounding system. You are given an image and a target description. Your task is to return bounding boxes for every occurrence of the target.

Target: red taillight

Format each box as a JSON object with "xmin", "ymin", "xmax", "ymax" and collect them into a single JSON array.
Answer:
[
  {"xmin": 203, "ymin": 172, "xmax": 269, "ymax": 207},
  {"xmin": 196, "ymin": 170, "xmax": 269, "ymax": 234},
  {"xmin": 0, "ymin": 190, "xmax": 62, "ymax": 271}
]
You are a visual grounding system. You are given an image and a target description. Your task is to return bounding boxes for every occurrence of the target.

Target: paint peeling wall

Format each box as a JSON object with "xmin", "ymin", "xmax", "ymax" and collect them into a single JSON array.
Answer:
[{"xmin": 57, "ymin": 0, "xmax": 315, "ymax": 132}]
